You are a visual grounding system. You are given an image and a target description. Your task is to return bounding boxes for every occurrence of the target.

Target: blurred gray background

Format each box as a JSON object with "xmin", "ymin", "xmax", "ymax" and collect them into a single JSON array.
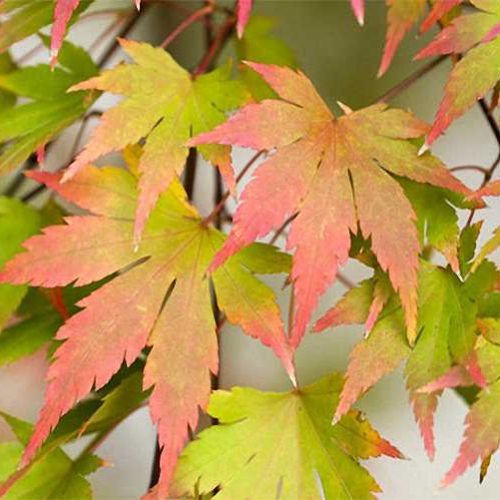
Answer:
[{"xmin": 0, "ymin": 1, "xmax": 499, "ymax": 498}]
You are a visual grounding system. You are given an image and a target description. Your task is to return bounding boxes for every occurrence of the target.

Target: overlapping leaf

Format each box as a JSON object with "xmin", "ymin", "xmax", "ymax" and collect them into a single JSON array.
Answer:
[
  {"xmin": 405, "ymin": 262, "xmax": 490, "ymax": 457},
  {"xmin": 378, "ymin": 0, "xmax": 426, "ymax": 77},
  {"xmin": 0, "ymin": 0, "xmax": 91, "ymax": 54},
  {"xmin": 49, "ymin": 1, "xmax": 139, "ymax": 65},
  {"xmin": 0, "ymin": 38, "xmax": 98, "ymax": 175},
  {"xmin": 0, "ymin": 54, "xmax": 15, "ymax": 112},
  {"xmin": 172, "ymin": 373, "xmax": 402, "ymax": 499},
  {"xmin": 0, "ymin": 413, "xmax": 102, "ymax": 499},
  {"xmin": 237, "ymin": 0, "xmax": 366, "ymax": 30},
  {"xmin": 418, "ymin": 329, "xmax": 500, "ymax": 485},
  {"xmin": 190, "ymin": 62, "xmax": 471, "ymax": 347},
  {"xmin": 0, "ymin": 163, "xmax": 293, "ymax": 497},
  {"xmin": 236, "ymin": 0, "xmax": 253, "ymax": 38},
  {"xmin": 371, "ymin": 0, "xmax": 462, "ymax": 76},
  {"xmin": 315, "ymin": 261, "xmax": 493, "ymax": 462},
  {"xmin": 420, "ymin": 0, "xmax": 463, "ymax": 33},
  {"xmin": 235, "ymin": 15, "xmax": 297, "ymax": 100},
  {"xmin": 64, "ymin": 39, "xmax": 247, "ymax": 242},
  {"xmin": 416, "ymin": 0, "xmax": 500, "ymax": 144},
  {"xmin": 0, "ymin": 197, "xmax": 41, "ymax": 330}
]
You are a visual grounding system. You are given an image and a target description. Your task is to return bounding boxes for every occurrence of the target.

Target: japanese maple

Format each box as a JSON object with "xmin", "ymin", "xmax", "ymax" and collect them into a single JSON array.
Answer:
[{"xmin": 0, "ymin": 1, "xmax": 498, "ymax": 498}]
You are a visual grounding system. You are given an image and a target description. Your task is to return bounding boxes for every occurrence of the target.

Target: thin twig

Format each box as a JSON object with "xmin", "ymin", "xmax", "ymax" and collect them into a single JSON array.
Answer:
[
  {"xmin": 478, "ymin": 99, "xmax": 500, "ymax": 184},
  {"xmin": 337, "ymin": 272, "xmax": 356, "ymax": 290},
  {"xmin": 287, "ymin": 284, "xmax": 295, "ymax": 339},
  {"xmin": 148, "ymin": 442, "xmax": 162, "ymax": 489},
  {"xmin": 202, "ymin": 151, "xmax": 264, "ymax": 226},
  {"xmin": 160, "ymin": 5, "xmax": 213, "ymax": 48},
  {"xmin": 269, "ymin": 213, "xmax": 297, "ymax": 245},
  {"xmin": 96, "ymin": 7, "xmax": 145, "ymax": 67},
  {"xmin": 449, "ymin": 165, "xmax": 489, "ymax": 175},
  {"xmin": 377, "ymin": 55, "xmax": 448, "ymax": 103},
  {"xmin": 183, "ymin": 148, "xmax": 198, "ymax": 200},
  {"xmin": 193, "ymin": 15, "xmax": 236, "ymax": 77},
  {"xmin": 89, "ymin": 12, "xmax": 133, "ymax": 55}
]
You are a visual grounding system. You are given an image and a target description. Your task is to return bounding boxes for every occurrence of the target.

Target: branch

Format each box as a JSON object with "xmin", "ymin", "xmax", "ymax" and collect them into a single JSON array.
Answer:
[
  {"xmin": 159, "ymin": 5, "xmax": 213, "ymax": 48},
  {"xmin": 193, "ymin": 15, "xmax": 236, "ymax": 77},
  {"xmin": 202, "ymin": 151, "xmax": 264, "ymax": 226},
  {"xmin": 478, "ymin": 98, "xmax": 500, "ymax": 184},
  {"xmin": 449, "ymin": 165, "xmax": 489, "ymax": 175},
  {"xmin": 96, "ymin": 6, "xmax": 146, "ymax": 67},
  {"xmin": 377, "ymin": 55, "xmax": 448, "ymax": 103}
]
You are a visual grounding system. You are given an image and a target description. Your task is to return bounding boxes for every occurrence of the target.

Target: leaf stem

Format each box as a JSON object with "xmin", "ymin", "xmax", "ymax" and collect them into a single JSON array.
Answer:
[{"xmin": 376, "ymin": 55, "xmax": 448, "ymax": 103}]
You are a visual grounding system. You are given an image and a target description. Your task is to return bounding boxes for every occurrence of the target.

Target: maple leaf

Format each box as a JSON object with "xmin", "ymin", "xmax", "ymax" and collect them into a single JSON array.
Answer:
[
  {"xmin": 420, "ymin": 0, "xmax": 463, "ymax": 33},
  {"xmin": 51, "ymin": 1, "xmax": 82, "ymax": 66},
  {"xmin": 474, "ymin": 178, "xmax": 500, "ymax": 198},
  {"xmin": 236, "ymin": 0, "xmax": 252, "ymax": 38},
  {"xmin": 64, "ymin": 39, "xmax": 247, "ymax": 242},
  {"xmin": 0, "ymin": 412, "xmax": 103, "ymax": 499},
  {"xmin": 351, "ymin": 0, "xmax": 365, "ymax": 25},
  {"xmin": 400, "ymin": 179, "xmax": 462, "ymax": 272},
  {"xmin": 190, "ymin": 62, "xmax": 471, "ymax": 347},
  {"xmin": 236, "ymin": 0, "xmax": 366, "ymax": 31},
  {"xmin": 0, "ymin": 54, "xmax": 15, "ymax": 112},
  {"xmin": 394, "ymin": 332, "xmax": 500, "ymax": 485},
  {"xmin": 442, "ymin": 379, "xmax": 500, "ymax": 486},
  {"xmin": 458, "ymin": 221, "xmax": 483, "ymax": 277},
  {"xmin": 316, "ymin": 261, "xmax": 491, "ymax": 458},
  {"xmin": 0, "ymin": 164, "xmax": 293, "ymax": 497},
  {"xmin": 378, "ymin": 0, "xmax": 426, "ymax": 77},
  {"xmin": 477, "ymin": 290, "xmax": 500, "ymax": 344},
  {"xmin": 315, "ymin": 271, "xmax": 392, "ymax": 336},
  {"xmin": 416, "ymin": 0, "xmax": 500, "ymax": 144},
  {"xmin": 50, "ymin": 1, "xmax": 140, "ymax": 65},
  {"xmin": 172, "ymin": 373, "xmax": 402, "ymax": 499},
  {"xmin": 334, "ymin": 307, "xmax": 410, "ymax": 423},
  {"xmin": 0, "ymin": 38, "xmax": 98, "ymax": 175},
  {"xmin": 315, "ymin": 280, "xmax": 410, "ymax": 421},
  {"xmin": 314, "ymin": 278, "xmax": 377, "ymax": 333},
  {"xmin": 0, "ymin": 197, "xmax": 41, "ymax": 330},
  {"xmin": 235, "ymin": 15, "xmax": 297, "ymax": 100},
  {"xmin": 405, "ymin": 262, "xmax": 489, "ymax": 457},
  {"xmin": 472, "ymin": 227, "xmax": 500, "ymax": 273}
]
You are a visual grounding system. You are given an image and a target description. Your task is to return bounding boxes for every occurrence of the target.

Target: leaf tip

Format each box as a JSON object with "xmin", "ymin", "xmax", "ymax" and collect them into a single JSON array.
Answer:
[
  {"xmin": 337, "ymin": 101, "xmax": 353, "ymax": 115},
  {"xmin": 418, "ymin": 142, "xmax": 430, "ymax": 156}
]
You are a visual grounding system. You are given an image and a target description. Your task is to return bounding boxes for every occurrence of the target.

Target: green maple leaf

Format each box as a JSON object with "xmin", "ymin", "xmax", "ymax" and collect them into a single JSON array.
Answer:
[
  {"xmin": 0, "ymin": 197, "xmax": 41, "ymax": 330},
  {"xmin": 0, "ymin": 413, "xmax": 102, "ymax": 499},
  {"xmin": 235, "ymin": 15, "xmax": 297, "ymax": 100},
  {"xmin": 0, "ymin": 53, "xmax": 15, "ymax": 112},
  {"xmin": 172, "ymin": 373, "xmax": 402, "ymax": 499},
  {"xmin": 315, "ymin": 260, "xmax": 494, "ymax": 461},
  {"xmin": 422, "ymin": 336, "xmax": 500, "ymax": 486},
  {"xmin": 400, "ymin": 178, "xmax": 461, "ymax": 271},
  {"xmin": 478, "ymin": 291, "xmax": 500, "ymax": 344},
  {"xmin": 0, "ymin": 38, "xmax": 98, "ymax": 175}
]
